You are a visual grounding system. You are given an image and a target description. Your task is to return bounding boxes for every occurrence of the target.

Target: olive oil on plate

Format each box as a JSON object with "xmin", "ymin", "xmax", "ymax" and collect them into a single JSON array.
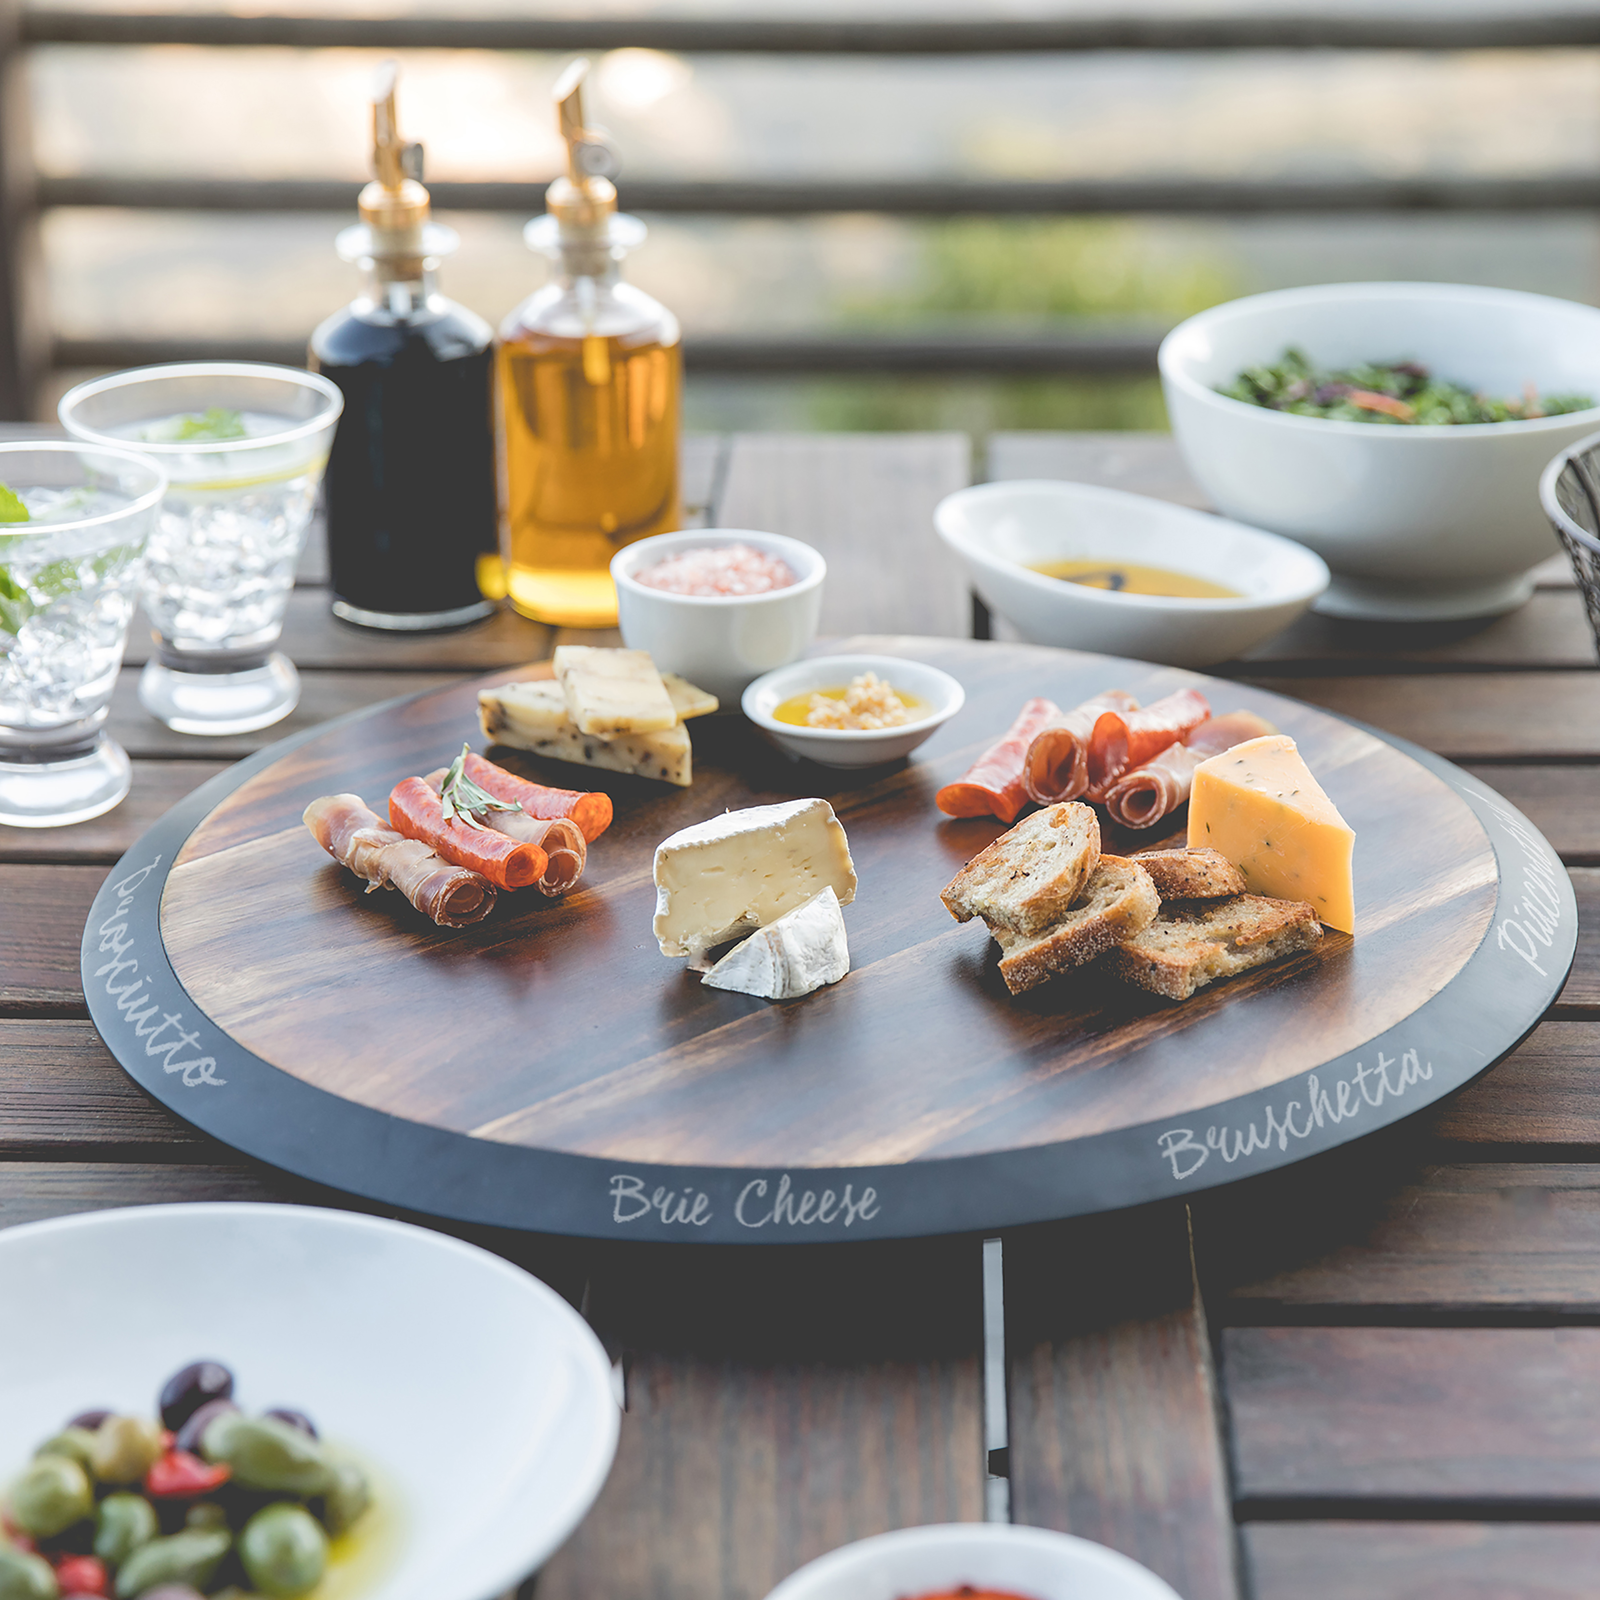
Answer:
[
  {"xmin": 310, "ymin": 1449, "xmax": 406, "ymax": 1600},
  {"xmin": 1029, "ymin": 558, "xmax": 1241, "ymax": 599}
]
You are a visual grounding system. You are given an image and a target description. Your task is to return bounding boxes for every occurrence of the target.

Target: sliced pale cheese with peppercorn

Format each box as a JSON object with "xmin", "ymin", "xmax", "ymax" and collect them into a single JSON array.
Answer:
[
  {"xmin": 479, "ymin": 679, "xmax": 693, "ymax": 786},
  {"xmin": 662, "ymin": 672, "xmax": 719, "ymax": 720},
  {"xmin": 554, "ymin": 645, "xmax": 676, "ymax": 736},
  {"xmin": 654, "ymin": 798, "xmax": 858, "ymax": 967},
  {"xmin": 702, "ymin": 886, "xmax": 850, "ymax": 999},
  {"xmin": 1186, "ymin": 733, "xmax": 1355, "ymax": 933}
]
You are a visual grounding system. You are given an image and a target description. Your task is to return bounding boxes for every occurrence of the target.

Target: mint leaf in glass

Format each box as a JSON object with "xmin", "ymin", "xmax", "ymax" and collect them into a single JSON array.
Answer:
[
  {"xmin": 0, "ymin": 481, "xmax": 31, "ymax": 523},
  {"xmin": 0, "ymin": 567, "xmax": 31, "ymax": 635},
  {"xmin": 144, "ymin": 408, "xmax": 247, "ymax": 443}
]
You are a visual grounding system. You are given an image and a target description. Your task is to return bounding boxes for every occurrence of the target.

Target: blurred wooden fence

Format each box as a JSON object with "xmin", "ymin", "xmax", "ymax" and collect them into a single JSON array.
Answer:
[{"xmin": 2, "ymin": 6, "xmax": 1599, "ymax": 414}]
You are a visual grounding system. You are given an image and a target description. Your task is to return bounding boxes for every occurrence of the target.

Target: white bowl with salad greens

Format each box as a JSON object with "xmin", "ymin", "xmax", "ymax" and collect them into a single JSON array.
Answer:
[{"xmin": 1160, "ymin": 282, "xmax": 1600, "ymax": 619}]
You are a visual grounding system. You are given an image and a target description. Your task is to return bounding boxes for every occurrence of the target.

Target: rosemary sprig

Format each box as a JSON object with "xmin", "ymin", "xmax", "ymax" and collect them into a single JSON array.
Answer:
[{"xmin": 439, "ymin": 744, "xmax": 524, "ymax": 832}]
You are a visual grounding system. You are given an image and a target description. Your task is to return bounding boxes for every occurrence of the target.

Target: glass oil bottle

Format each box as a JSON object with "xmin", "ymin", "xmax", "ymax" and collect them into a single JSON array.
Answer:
[
  {"xmin": 310, "ymin": 64, "xmax": 500, "ymax": 630},
  {"xmin": 497, "ymin": 58, "xmax": 682, "ymax": 628}
]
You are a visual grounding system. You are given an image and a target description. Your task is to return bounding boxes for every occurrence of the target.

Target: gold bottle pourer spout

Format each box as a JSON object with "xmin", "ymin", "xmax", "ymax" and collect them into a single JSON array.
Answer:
[
  {"xmin": 357, "ymin": 59, "xmax": 431, "ymax": 255},
  {"xmin": 546, "ymin": 58, "xmax": 619, "ymax": 237}
]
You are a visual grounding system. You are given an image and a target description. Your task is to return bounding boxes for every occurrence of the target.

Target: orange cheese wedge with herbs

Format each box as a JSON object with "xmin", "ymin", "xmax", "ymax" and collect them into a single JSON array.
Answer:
[{"xmin": 1186, "ymin": 733, "xmax": 1355, "ymax": 934}]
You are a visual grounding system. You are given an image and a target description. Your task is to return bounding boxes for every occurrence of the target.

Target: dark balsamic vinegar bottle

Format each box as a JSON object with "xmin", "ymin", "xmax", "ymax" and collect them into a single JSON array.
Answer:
[{"xmin": 310, "ymin": 64, "xmax": 499, "ymax": 630}]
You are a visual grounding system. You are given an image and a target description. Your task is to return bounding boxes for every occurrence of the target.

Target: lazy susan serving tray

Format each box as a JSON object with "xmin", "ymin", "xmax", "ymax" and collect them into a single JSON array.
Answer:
[{"xmin": 83, "ymin": 637, "xmax": 1575, "ymax": 1244}]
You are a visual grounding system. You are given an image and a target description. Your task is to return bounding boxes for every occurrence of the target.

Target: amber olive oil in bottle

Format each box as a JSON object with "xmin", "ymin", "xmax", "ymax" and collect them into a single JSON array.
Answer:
[{"xmin": 497, "ymin": 58, "xmax": 682, "ymax": 628}]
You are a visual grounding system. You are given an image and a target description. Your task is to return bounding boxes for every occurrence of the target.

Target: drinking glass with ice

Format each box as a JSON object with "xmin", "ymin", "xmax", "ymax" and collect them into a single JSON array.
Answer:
[
  {"xmin": 0, "ymin": 442, "xmax": 166, "ymax": 827},
  {"xmin": 58, "ymin": 363, "xmax": 344, "ymax": 735}
]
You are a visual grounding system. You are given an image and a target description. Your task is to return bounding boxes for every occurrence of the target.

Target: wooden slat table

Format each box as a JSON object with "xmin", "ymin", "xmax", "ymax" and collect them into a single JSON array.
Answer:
[{"xmin": 4, "ymin": 429, "xmax": 1595, "ymax": 1600}]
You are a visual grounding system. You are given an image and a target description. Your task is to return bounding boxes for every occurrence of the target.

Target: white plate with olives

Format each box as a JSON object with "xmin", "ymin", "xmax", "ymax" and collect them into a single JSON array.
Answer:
[{"xmin": 0, "ymin": 1204, "xmax": 621, "ymax": 1600}]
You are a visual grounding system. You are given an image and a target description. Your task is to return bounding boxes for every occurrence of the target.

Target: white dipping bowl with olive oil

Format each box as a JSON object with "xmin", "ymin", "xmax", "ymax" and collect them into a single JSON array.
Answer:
[
  {"xmin": 933, "ymin": 479, "xmax": 1328, "ymax": 668},
  {"xmin": 743, "ymin": 654, "xmax": 964, "ymax": 768},
  {"xmin": 0, "ymin": 1203, "xmax": 620, "ymax": 1600}
]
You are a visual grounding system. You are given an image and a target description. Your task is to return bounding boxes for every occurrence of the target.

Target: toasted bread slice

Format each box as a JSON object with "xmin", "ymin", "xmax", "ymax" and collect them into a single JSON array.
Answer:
[
  {"xmin": 1131, "ymin": 847, "xmax": 1246, "ymax": 903},
  {"xmin": 1108, "ymin": 894, "xmax": 1322, "ymax": 1002},
  {"xmin": 941, "ymin": 802, "xmax": 1102, "ymax": 937},
  {"xmin": 994, "ymin": 855, "xmax": 1159, "ymax": 995}
]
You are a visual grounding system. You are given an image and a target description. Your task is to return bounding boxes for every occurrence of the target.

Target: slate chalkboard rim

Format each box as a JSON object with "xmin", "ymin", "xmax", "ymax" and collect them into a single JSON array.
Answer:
[{"xmin": 81, "ymin": 651, "xmax": 1576, "ymax": 1245}]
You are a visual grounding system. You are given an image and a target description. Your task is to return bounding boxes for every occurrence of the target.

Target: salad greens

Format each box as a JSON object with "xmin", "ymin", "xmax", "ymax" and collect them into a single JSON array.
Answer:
[{"xmin": 1220, "ymin": 347, "xmax": 1595, "ymax": 425}]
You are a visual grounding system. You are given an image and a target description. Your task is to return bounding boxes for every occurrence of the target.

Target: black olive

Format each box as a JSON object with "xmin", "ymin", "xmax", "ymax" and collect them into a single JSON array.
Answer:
[
  {"xmin": 174, "ymin": 1397, "xmax": 240, "ymax": 1456},
  {"xmin": 159, "ymin": 1361, "xmax": 234, "ymax": 1432},
  {"xmin": 262, "ymin": 1409, "xmax": 318, "ymax": 1440},
  {"xmin": 66, "ymin": 1409, "xmax": 111, "ymax": 1432}
]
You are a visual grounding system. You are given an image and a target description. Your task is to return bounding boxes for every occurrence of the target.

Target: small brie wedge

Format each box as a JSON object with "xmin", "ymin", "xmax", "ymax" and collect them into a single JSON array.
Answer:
[
  {"xmin": 703, "ymin": 887, "xmax": 849, "ymax": 1000},
  {"xmin": 653, "ymin": 797, "xmax": 858, "ymax": 965}
]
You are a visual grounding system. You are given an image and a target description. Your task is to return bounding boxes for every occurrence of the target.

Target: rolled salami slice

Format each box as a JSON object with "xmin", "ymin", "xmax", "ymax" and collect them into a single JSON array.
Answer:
[
  {"xmin": 936, "ymin": 697, "xmax": 1061, "ymax": 823},
  {"xmin": 303, "ymin": 794, "xmax": 497, "ymax": 927},
  {"xmin": 1101, "ymin": 710, "xmax": 1278, "ymax": 829},
  {"xmin": 389, "ymin": 777, "xmax": 547, "ymax": 891},
  {"xmin": 462, "ymin": 752, "xmax": 612, "ymax": 843},
  {"xmin": 1020, "ymin": 690, "xmax": 1140, "ymax": 805},
  {"xmin": 424, "ymin": 766, "xmax": 587, "ymax": 897},
  {"xmin": 1084, "ymin": 687, "xmax": 1212, "ymax": 800}
]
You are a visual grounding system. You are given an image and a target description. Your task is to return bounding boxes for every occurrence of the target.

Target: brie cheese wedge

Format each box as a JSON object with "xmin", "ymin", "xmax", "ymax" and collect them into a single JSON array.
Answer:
[
  {"xmin": 703, "ymin": 887, "xmax": 849, "ymax": 1000},
  {"xmin": 653, "ymin": 797, "xmax": 858, "ymax": 966}
]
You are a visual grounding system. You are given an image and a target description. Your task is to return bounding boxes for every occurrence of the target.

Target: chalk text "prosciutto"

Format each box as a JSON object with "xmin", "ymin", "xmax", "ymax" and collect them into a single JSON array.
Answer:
[{"xmin": 92, "ymin": 858, "xmax": 225, "ymax": 1088}]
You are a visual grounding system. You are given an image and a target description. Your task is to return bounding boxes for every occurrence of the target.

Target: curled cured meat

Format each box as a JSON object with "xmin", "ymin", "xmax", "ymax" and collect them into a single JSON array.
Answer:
[
  {"xmin": 389, "ymin": 777, "xmax": 547, "ymax": 891},
  {"xmin": 424, "ymin": 766, "xmax": 587, "ymax": 896},
  {"xmin": 1101, "ymin": 711, "xmax": 1278, "ymax": 829},
  {"xmin": 936, "ymin": 697, "xmax": 1061, "ymax": 824},
  {"xmin": 1021, "ymin": 690, "xmax": 1140, "ymax": 805},
  {"xmin": 461, "ymin": 752, "xmax": 612, "ymax": 843},
  {"xmin": 303, "ymin": 794, "xmax": 496, "ymax": 927},
  {"xmin": 1084, "ymin": 687, "xmax": 1212, "ymax": 800}
]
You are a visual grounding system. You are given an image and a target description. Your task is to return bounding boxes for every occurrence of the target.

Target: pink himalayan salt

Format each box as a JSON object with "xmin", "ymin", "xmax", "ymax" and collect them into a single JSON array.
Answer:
[{"xmin": 634, "ymin": 542, "xmax": 797, "ymax": 597}]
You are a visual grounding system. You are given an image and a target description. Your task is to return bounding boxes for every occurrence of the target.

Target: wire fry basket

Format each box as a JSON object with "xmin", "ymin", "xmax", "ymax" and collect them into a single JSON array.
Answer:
[{"xmin": 1540, "ymin": 428, "xmax": 1600, "ymax": 662}]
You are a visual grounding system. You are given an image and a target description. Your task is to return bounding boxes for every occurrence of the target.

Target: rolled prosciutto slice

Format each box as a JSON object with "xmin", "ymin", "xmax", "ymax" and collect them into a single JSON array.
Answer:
[
  {"xmin": 936, "ymin": 697, "xmax": 1061, "ymax": 823},
  {"xmin": 389, "ymin": 777, "xmax": 547, "ymax": 891},
  {"xmin": 1084, "ymin": 687, "xmax": 1212, "ymax": 800},
  {"xmin": 1021, "ymin": 690, "xmax": 1140, "ymax": 805},
  {"xmin": 303, "ymin": 794, "xmax": 497, "ymax": 927},
  {"xmin": 461, "ymin": 752, "xmax": 612, "ymax": 843},
  {"xmin": 424, "ymin": 766, "xmax": 587, "ymax": 896},
  {"xmin": 1101, "ymin": 710, "xmax": 1278, "ymax": 829}
]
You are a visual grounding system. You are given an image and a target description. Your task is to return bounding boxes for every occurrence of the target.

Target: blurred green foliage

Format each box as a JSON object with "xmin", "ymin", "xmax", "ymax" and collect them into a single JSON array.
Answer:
[
  {"xmin": 807, "ymin": 216, "xmax": 1238, "ymax": 433},
  {"xmin": 849, "ymin": 216, "xmax": 1236, "ymax": 322},
  {"xmin": 807, "ymin": 375, "xmax": 1170, "ymax": 432}
]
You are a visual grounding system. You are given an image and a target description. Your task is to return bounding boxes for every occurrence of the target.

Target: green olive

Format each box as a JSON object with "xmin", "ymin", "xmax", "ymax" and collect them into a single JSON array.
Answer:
[
  {"xmin": 91, "ymin": 1415, "xmax": 165, "ymax": 1486},
  {"xmin": 112, "ymin": 1528, "xmax": 231, "ymax": 1600},
  {"xmin": 320, "ymin": 1459, "xmax": 370, "ymax": 1536},
  {"xmin": 183, "ymin": 1501, "xmax": 229, "ymax": 1531},
  {"xmin": 33, "ymin": 1428, "xmax": 96, "ymax": 1470},
  {"xmin": 8, "ymin": 1455, "xmax": 93, "ymax": 1538},
  {"xmin": 0, "ymin": 1544, "xmax": 58, "ymax": 1600},
  {"xmin": 95, "ymin": 1493, "xmax": 160, "ymax": 1566},
  {"xmin": 200, "ymin": 1415, "xmax": 331, "ymax": 1496},
  {"xmin": 239, "ymin": 1504, "xmax": 327, "ymax": 1599}
]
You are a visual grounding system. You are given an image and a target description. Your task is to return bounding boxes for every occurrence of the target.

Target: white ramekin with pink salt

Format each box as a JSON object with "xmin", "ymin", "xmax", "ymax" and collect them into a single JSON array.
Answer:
[
  {"xmin": 633, "ymin": 541, "xmax": 798, "ymax": 597},
  {"xmin": 612, "ymin": 528, "xmax": 825, "ymax": 708}
]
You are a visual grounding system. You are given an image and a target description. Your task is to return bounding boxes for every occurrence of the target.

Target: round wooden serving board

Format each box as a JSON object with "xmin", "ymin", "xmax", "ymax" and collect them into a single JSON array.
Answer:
[{"xmin": 83, "ymin": 637, "xmax": 1576, "ymax": 1244}]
